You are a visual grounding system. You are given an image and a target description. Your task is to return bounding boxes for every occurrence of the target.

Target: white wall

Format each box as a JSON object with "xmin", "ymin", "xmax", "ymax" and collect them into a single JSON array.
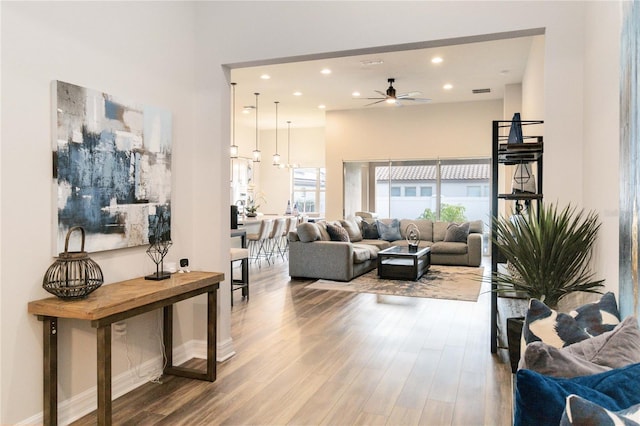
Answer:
[
  {"xmin": 582, "ymin": 1, "xmax": 622, "ymax": 296},
  {"xmin": 0, "ymin": 0, "xmax": 626, "ymax": 423},
  {"xmin": 325, "ymin": 100, "xmax": 502, "ymax": 219},
  {"xmin": 0, "ymin": 2, "xmax": 201, "ymax": 423}
]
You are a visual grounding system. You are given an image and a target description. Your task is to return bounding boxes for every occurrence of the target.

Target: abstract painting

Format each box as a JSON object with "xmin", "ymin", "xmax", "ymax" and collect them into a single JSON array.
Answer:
[
  {"xmin": 54, "ymin": 81, "xmax": 171, "ymax": 253},
  {"xmin": 620, "ymin": 1, "xmax": 640, "ymax": 319}
]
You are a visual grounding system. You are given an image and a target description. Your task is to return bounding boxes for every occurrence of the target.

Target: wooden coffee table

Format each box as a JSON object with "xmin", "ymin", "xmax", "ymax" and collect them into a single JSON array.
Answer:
[{"xmin": 377, "ymin": 245, "xmax": 431, "ymax": 281}]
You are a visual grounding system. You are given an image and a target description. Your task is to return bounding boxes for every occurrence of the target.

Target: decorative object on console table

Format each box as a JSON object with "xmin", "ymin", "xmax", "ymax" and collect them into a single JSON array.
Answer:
[
  {"xmin": 43, "ymin": 226, "xmax": 104, "ymax": 299},
  {"xmin": 145, "ymin": 217, "xmax": 172, "ymax": 280},
  {"xmin": 405, "ymin": 223, "xmax": 420, "ymax": 252}
]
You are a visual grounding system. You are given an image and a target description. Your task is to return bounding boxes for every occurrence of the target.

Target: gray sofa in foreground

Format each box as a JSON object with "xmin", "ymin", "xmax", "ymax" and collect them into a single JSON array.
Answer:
[{"xmin": 288, "ymin": 218, "xmax": 483, "ymax": 281}]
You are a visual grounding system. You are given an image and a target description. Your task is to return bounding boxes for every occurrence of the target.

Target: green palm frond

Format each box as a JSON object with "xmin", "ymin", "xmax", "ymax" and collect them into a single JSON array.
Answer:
[{"xmin": 491, "ymin": 203, "xmax": 604, "ymax": 308}]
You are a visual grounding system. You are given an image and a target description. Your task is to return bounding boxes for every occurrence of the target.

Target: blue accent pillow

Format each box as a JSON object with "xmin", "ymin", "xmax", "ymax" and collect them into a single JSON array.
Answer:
[
  {"xmin": 514, "ymin": 362, "xmax": 640, "ymax": 426},
  {"xmin": 377, "ymin": 219, "xmax": 401, "ymax": 242}
]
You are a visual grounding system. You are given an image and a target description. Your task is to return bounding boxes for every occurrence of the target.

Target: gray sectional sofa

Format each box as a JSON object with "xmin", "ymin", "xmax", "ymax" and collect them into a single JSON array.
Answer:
[{"xmin": 288, "ymin": 218, "xmax": 484, "ymax": 281}]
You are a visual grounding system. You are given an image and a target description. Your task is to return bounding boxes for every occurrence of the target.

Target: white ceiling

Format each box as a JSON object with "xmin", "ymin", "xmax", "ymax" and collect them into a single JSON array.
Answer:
[{"xmin": 230, "ymin": 35, "xmax": 535, "ymax": 130}]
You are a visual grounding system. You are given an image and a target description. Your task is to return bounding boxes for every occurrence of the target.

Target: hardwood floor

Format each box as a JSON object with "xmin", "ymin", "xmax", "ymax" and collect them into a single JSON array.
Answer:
[{"xmin": 72, "ymin": 257, "xmax": 513, "ymax": 425}]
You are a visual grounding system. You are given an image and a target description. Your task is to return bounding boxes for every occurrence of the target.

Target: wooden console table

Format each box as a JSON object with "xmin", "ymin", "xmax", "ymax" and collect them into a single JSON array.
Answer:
[{"xmin": 28, "ymin": 271, "xmax": 223, "ymax": 426}]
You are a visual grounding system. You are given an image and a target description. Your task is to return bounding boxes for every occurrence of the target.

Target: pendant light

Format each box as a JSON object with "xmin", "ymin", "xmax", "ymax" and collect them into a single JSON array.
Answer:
[
  {"xmin": 252, "ymin": 92, "xmax": 261, "ymax": 162},
  {"xmin": 272, "ymin": 101, "xmax": 281, "ymax": 166},
  {"xmin": 230, "ymin": 82, "xmax": 239, "ymax": 159}
]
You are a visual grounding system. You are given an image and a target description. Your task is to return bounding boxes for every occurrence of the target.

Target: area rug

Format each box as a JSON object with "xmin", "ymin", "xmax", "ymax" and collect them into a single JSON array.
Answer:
[{"xmin": 306, "ymin": 265, "xmax": 483, "ymax": 302}]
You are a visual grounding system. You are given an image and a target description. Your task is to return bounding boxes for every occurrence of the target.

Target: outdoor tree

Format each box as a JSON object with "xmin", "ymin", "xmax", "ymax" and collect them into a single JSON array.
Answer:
[{"xmin": 418, "ymin": 203, "xmax": 467, "ymax": 222}]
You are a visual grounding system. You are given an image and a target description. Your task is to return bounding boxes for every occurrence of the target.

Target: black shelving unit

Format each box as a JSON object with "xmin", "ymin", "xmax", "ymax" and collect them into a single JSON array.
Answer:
[{"xmin": 490, "ymin": 119, "xmax": 544, "ymax": 353}]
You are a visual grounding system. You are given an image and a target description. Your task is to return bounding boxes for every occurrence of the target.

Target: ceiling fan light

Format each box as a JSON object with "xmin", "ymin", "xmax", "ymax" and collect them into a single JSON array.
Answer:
[{"xmin": 386, "ymin": 98, "xmax": 397, "ymax": 104}]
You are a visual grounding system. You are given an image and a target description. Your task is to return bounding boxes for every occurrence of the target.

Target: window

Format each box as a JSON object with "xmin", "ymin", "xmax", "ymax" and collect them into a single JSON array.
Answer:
[
  {"xmin": 420, "ymin": 186, "xmax": 433, "ymax": 197},
  {"xmin": 467, "ymin": 185, "xmax": 482, "ymax": 197},
  {"xmin": 293, "ymin": 168, "xmax": 325, "ymax": 214},
  {"xmin": 404, "ymin": 186, "xmax": 417, "ymax": 197},
  {"xmin": 390, "ymin": 186, "xmax": 401, "ymax": 197}
]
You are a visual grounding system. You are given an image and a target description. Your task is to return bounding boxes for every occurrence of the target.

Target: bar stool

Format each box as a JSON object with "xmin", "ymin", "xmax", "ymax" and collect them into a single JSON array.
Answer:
[
  {"xmin": 230, "ymin": 247, "xmax": 249, "ymax": 306},
  {"xmin": 267, "ymin": 218, "xmax": 287, "ymax": 262},
  {"xmin": 283, "ymin": 217, "xmax": 298, "ymax": 256},
  {"xmin": 247, "ymin": 219, "xmax": 273, "ymax": 267}
]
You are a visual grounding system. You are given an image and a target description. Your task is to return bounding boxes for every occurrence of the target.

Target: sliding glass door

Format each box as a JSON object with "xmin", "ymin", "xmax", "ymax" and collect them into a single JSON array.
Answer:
[{"xmin": 344, "ymin": 158, "xmax": 490, "ymax": 226}]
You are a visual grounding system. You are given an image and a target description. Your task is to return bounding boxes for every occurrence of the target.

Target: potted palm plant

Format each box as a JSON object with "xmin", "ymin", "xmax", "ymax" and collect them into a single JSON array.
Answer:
[
  {"xmin": 492, "ymin": 202, "xmax": 604, "ymax": 309},
  {"xmin": 492, "ymin": 202, "xmax": 605, "ymax": 371}
]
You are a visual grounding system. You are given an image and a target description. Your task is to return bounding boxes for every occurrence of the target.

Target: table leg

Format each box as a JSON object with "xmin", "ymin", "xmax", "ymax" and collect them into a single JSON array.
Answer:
[
  {"xmin": 163, "ymin": 305, "xmax": 174, "ymax": 369},
  {"xmin": 97, "ymin": 325, "xmax": 112, "ymax": 426},
  {"xmin": 207, "ymin": 290, "xmax": 217, "ymax": 381},
  {"xmin": 43, "ymin": 316, "xmax": 58, "ymax": 426}
]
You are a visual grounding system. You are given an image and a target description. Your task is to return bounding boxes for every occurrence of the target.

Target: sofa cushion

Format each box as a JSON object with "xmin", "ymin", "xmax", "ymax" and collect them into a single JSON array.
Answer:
[
  {"xmin": 431, "ymin": 241, "xmax": 468, "ymax": 255},
  {"xmin": 361, "ymin": 221, "xmax": 379, "ymax": 239},
  {"xmin": 377, "ymin": 219, "xmax": 402, "ymax": 241},
  {"xmin": 360, "ymin": 239, "xmax": 391, "ymax": 250},
  {"xmin": 468, "ymin": 219, "xmax": 484, "ymax": 234},
  {"xmin": 444, "ymin": 222, "xmax": 470, "ymax": 242},
  {"xmin": 433, "ymin": 221, "xmax": 450, "ymax": 242},
  {"xmin": 352, "ymin": 243, "xmax": 380, "ymax": 260},
  {"xmin": 340, "ymin": 218, "xmax": 363, "ymax": 242},
  {"xmin": 314, "ymin": 221, "xmax": 332, "ymax": 241},
  {"xmin": 522, "ymin": 293, "xmax": 621, "ymax": 352},
  {"xmin": 560, "ymin": 394, "xmax": 640, "ymax": 426},
  {"xmin": 514, "ymin": 362, "xmax": 640, "ymax": 426},
  {"xmin": 400, "ymin": 219, "xmax": 433, "ymax": 242},
  {"xmin": 352, "ymin": 245, "xmax": 372, "ymax": 264},
  {"xmin": 326, "ymin": 223, "xmax": 350, "ymax": 242},
  {"xmin": 296, "ymin": 222, "xmax": 320, "ymax": 243},
  {"xmin": 520, "ymin": 316, "xmax": 640, "ymax": 378}
]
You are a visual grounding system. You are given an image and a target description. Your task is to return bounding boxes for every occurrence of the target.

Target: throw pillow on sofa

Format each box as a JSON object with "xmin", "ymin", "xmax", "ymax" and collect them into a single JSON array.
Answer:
[
  {"xmin": 326, "ymin": 223, "xmax": 350, "ymax": 242},
  {"xmin": 520, "ymin": 316, "xmax": 640, "ymax": 377},
  {"xmin": 340, "ymin": 218, "xmax": 363, "ymax": 242},
  {"xmin": 296, "ymin": 222, "xmax": 321, "ymax": 243},
  {"xmin": 560, "ymin": 394, "xmax": 640, "ymax": 425},
  {"xmin": 444, "ymin": 222, "xmax": 470, "ymax": 242},
  {"xmin": 514, "ymin": 362, "xmax": 640, "ymax": 426},
  {"xmin": 361, "ymin": 220, "xmax": 379, "ymax": 239},
  {"xmin": 377, "ymin": 219, "xmax": 401, "ymax": 242},
  {"xmin": 521, "ymin": 293, "xmax": 620, "ymax": 353}
]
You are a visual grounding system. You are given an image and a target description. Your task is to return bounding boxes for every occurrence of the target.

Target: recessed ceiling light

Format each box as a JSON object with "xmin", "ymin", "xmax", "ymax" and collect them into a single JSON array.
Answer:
[
  {"xmin": 293, "ymin": 91, "xmax": 302, "ymax": 96},
  {"xmin": 360, "ymin": 59, "xmax": 384, "ymax": 66},
  {"xmin": 321, "ymin": 68, "xmax": 331, "ymax": 75},
  {"xmin": 352, "ymin": 91, "xmax": 361, "ymax": 97},
  {"xmin": 500, "ymin": 70, "xmax": 510, "ymax": 75},
  {"xmin": 431, "ymin": 57, "xmax": 443, "ymax": 64},
  {"xmin": 318, "ymin": 104, "xmax": 326, "ymax": 109},
  {"xmin": 260, "ymin": 74, "xmax": 271, "ymax": 80},
  {"xmin": 443, "ymin": 83, "xmax": 453, "ymax": 90}
]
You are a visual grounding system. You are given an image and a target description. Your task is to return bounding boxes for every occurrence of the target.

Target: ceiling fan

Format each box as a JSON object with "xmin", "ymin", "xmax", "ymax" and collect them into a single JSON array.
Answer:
[{"xmin": 361, "ymin": 78, "xmax": 432, "ymax": 106}]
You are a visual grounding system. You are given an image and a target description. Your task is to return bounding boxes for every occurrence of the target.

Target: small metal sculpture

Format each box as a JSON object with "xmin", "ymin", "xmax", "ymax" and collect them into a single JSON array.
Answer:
[
  {"xmin": 145, "ymin": 216, "xmax": 172, "ymax": 280},
  {"xmin": 405, "ymin": 223, "xmax": 420, "ymax": 252}
]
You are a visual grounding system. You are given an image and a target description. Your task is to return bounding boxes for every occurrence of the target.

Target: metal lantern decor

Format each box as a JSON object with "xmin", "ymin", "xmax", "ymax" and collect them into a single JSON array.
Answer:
[
  {"xmin": 43, "ymin": 226, "xmax": 104, "ymax": 299},
  {"xmin": 405, "ymin": 223, "xmax": 421, "ymax": 252}
]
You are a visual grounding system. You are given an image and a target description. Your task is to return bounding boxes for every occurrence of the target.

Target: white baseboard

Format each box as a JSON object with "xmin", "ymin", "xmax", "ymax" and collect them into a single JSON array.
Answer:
[{"xmin": 18, "ymin": 339, "xmax": 215, "ymax": 425}]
